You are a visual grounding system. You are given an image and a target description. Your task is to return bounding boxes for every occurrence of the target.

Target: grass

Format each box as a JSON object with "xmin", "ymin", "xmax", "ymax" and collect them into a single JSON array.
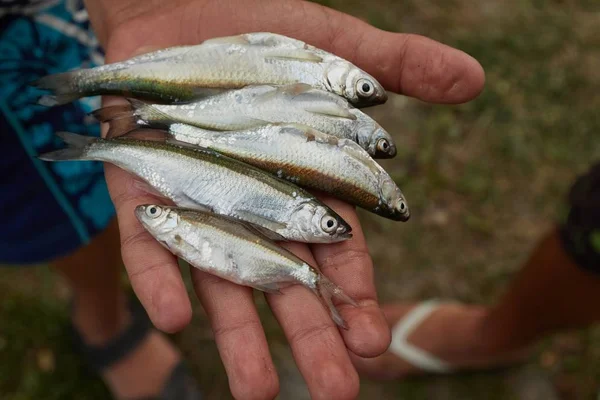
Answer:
[{"xmin": 2, "ymin": 0, "xmax": 599, "ymax": 399}]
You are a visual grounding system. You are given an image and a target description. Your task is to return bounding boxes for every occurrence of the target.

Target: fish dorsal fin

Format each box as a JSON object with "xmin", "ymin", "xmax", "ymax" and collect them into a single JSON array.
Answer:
[
  {"xmin": 264, "ymin": 48, "xmax": 323, "ymax": 63},
  {"xmin": 202, "ymin": 34, "xmax": 250, "ymax": 46}
]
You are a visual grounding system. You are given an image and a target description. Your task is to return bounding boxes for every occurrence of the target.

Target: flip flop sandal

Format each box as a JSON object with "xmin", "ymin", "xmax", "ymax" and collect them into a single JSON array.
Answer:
[
  {"xmin": 389, "ymin": 299, "xmax": 454, "ymax": 373},
  {"xmin": 69, "ymin": 298, "xmax": 203, "ymax": 400},
  {"xmin": 389, "ymin": 299, "xmax": 529, "ymax": 375}
]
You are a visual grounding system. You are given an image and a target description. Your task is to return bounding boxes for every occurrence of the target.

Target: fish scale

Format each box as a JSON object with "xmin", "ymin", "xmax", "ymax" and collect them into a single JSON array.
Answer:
[
  {"xmin": 136, "ymin": 205, "xmax": 358, "ymax": 328},
  {"xmin": 163, "ymin": 123, "xmax": 410, "ymax": 221},
  {"xmin": 94, "ymin": 84, "xmax": 397, "ymax": 158},
  {"xmin": 39, "ymin": 132, "xmax": 353, "ymax": 243},
  {"xmin": 32, "ymin": 32, "xmax": 387, "ymax": 108}
]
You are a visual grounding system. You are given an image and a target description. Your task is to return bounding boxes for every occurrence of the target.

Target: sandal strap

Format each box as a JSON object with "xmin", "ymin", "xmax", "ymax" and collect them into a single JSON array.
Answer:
[
  {"xmin": 69, "ymin": 297, "xmax": 152, "ymax": 371},
  {"xmin": 389, "ymin": 299, "xmax": 454, "ymax": 373}
]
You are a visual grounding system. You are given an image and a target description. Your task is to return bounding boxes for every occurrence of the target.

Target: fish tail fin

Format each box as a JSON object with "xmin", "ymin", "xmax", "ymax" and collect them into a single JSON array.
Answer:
[
  {"xmin": 91, "ymin": 102, "xmax": 140, "ymax": 139},
  {"xmin": 31, "ymin": 71, "xmax": 82, "ymax": 106},
  {"xmin": 38, "ymin": 132, "xmax": 98, "ymax": 161},
  {"xmin": 126, "ymin": 98, "xmax": 175, "ymax": 130},
  {"xmin": 315, "ymin": 275, "xmax": 358, "ymax": 329}
]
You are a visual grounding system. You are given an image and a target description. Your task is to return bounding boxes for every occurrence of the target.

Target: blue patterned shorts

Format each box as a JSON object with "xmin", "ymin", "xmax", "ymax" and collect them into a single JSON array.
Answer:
[{"xmin": 0, "ymin": 0, "xmax": 115, "ymax": 264}]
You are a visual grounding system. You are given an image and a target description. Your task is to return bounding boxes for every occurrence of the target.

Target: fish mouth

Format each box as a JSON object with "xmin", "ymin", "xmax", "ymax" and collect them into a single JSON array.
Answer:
[
  {"xmin": 376, "ymin": 91, "xmax": 388, "ymax": 105},
  {"xmin": 397, "ymin": 212, "xmax": 410, "ymax": 222},
  {"xmin": 134, "ymin": 204, "xmax": 147, "ymax": 220},
  {"xmin": 330, "ymin": 231, "xmax": 353, "ymax": 242},
  {"xmin": 334, "ymin": 221, "xmax": 353, "ymax": 240},
  {"xmin": 383, "ymin": 203, "xmax": 410, "ymax": 222},
  {"xmin": 395, "ymin": 208, "xmax": 410, "ymax": 222}
]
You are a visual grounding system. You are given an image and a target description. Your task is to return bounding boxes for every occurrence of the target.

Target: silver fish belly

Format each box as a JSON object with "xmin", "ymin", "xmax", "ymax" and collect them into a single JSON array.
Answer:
[
  {"xmin": 167, "ymin": 123, "xmax": 410, "ymax": 221},
  {"xmin": 94, "ymin": 84, "xmax": 397, "ymax": 159},
  {"xmin": 32, "ymin": 32, "xmax": 387, "ymax": 108},
  {"xmin": 136, "ymin": 204, "xmax": 357, "ymax": 328},
  {"xmin": 38, "ymin": 132, "xmax": 352, "ymax": 243}
]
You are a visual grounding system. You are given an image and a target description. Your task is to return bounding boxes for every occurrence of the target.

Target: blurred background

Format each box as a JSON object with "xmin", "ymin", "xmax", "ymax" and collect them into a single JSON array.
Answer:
[{"xmin": 1, "ymin": 0, "xmax": 599, "ymax": 399}]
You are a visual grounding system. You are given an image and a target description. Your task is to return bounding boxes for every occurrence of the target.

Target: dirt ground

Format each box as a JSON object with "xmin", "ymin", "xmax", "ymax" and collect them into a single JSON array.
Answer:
[{"xmin": 2, "ymin": 0, "xmax": 600, "ymax": 399}]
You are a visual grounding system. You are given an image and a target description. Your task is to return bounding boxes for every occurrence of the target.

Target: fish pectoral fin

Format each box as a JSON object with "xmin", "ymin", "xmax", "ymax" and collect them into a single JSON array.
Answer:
[
  {"xmin": 234, "ymin": 211, "xmax": 288, "ymax": 241},
  {"xmin": 245, "ymin": 223, "xmax": 288, "ymax": 242},
  {"xmin": 181, "ymin": 200, "xmax": 214, "ymax": 214},
  {"xmin": 264, "ymin": 49, "xmax": 323, "ymax": 63},
  {"xmin": 303, "ymin": 103, "xmax": 357, "ymax": 120},
  {"xmin": 279, "ymin": 124, "xmax": 341, "ymax": 145},
  {"xmin": 165, "ymin": 137, "xmax": 205, "ymax": 150},
  {"xmin": 276, "ymin": 83, "xmax": 314, "ymax": 96},
  {"xmin": 250, "ymin": 282, "xmax": 284, "ymax": 295}
]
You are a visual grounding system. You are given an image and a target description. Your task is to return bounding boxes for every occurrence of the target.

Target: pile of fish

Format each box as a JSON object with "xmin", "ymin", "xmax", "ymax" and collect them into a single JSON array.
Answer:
[{"xmin": 35, "ymin": 32, "xmax": 409, "ymax": 329}]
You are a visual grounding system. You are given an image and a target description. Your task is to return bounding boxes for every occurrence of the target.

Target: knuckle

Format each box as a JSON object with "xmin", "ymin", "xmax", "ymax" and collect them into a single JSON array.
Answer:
[
  {"xmin": 120, "ymin": 228, "xmax": 152, "ymax": 250},
  {"xmin": 319, "ymin": 248, "xmax": 372, "ymax": 272},
  {"xmin": 212, "ymin": 318, "xmax": 263, "ymax": 341},
  {"xmin": 127, "ymin": 259, "xmax": 164, "ymax": 280},
  {"xmin": 289, "ymin": 322, "xmax": 337, "ymax": 345}
]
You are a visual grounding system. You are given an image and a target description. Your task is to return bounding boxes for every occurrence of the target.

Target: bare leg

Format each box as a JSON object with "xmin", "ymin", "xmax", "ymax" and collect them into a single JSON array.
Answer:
[
  {"xmin": 352, "ymin": 227, "xmax": 600, "ymax": 379},
  {"xmin": 51, "ymin": 218, "xmax": 181, "ymax": 399},
  {"xmin": 482, "ymin": 227, "xmax": 600, "ymax": 349},
  {"xmin": 52, "ymin": 218, "xmax": 127, "ymax": 343}
]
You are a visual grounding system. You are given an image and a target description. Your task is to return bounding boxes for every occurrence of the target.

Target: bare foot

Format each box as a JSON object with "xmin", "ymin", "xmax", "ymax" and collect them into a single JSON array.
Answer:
[
  {"xmin": 351, "ymin": 303, "xmax": 530, "ymax": 380},
  {"xmin": 73, "ymin": 303, "xmax": 183, "ymax": 400}
]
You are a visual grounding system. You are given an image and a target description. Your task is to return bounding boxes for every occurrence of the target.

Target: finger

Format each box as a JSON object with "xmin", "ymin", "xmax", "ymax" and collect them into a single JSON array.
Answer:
[
  {"xmin": 120, "ymin": 0, "xmax": 485, "ymax": 104},
  {"xmin": 105, "ymin": 164, "xmax": 192, "ymax": 332},
  {"xmin": 310, "ymin": 196, "xmax": 390, "ymax": 358},
  {"xmin": 97, "ymin": 54, "xmax": 192, "ymax": 332},
  {"xmin": 191, "ymin": 269, "xmax": 279, "ymax": 400},
  {"xmin": 98, "ymin": 44, "xmax": 193, "ymax": 333},
  {"xmin": 259, "ymin": 1, "xmax": 485, "ymax": 103},
  {"xmin": 265, "ymin": 242, "xmax": 360, "ymax": 400}
]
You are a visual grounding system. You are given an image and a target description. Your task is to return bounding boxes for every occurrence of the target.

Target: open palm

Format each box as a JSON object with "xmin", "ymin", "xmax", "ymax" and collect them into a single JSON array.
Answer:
[{"xmin": 85, "ymin": 0, "xmax": 485, "ymax": 398}]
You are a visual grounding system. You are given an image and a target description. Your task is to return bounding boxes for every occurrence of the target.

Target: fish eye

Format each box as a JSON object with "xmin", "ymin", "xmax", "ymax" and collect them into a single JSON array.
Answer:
[
  {"xmin": 357, "ymin": 78, "xmax": 375, "ymax": 98},
  {"xmin": 321, "ymin": 216, "xmax": 338, "ymax": 233},
  {"xmin": 376, "ymin": 138, "xmax": 391, "ymax": 153},
  {"xmin": 146, "ymin": 206, "xmax": 162, "ymax": 218}
]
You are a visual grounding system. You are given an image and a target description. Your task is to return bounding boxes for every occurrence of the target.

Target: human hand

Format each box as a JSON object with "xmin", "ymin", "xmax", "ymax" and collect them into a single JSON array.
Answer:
[{"xmin": 85, "ymin": 0, "xmax": 484, "ymax": 398}]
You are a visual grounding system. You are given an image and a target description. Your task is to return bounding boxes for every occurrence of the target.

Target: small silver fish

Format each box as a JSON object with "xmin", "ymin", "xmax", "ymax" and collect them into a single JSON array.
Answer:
[
  {"xmin": 159, "ymin": 123, "xmax": 409, "ymax": 221},
  {"xmin": 136, "ymin": 204, "xmax": 357, "ymax": 328},
  {"xmin": 32, "ymin": 32, "xmax": 387, "ymax": 108},
  {"xmin": 38, "ymin": 132, "xmax": 352, "ymax": 243},
  {"xmin": 93, "ymin": 84, "xmax": 397, "ymax": 159}
]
